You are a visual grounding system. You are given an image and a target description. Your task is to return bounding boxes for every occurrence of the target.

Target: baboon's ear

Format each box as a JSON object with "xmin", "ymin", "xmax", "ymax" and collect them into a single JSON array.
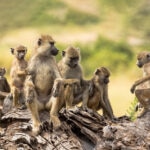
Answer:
[
  {"xmin": 10, "ymin": 48, "xmax": 14, "ymax": 54},
  {"xmin": 94, "ymin": 69, "xmax": 100, "ymax": 75},
  {"xmin": 38, "ymin": 38, "xmax": 42, "ymax": 46},
  {"xmin": 62, "ymin": 51, "xmax": 66, "ymax": 57}
]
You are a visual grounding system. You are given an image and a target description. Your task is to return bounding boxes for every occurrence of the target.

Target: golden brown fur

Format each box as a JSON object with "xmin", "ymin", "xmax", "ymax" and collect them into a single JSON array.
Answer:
[
  {"xmin": 58, "ymin": 46, "xmax": 90, "ymax": 108},
  {"xmin": 25, "ymin": 35, "xmax": 62, "ymax": 135},
  {"xmin": 10, "ymin": 45, "xmax": 28, "ymax": 107},
  {"xmin": 87, "ymin": 67, "xmax": 114, "ymax": 119},
  {"xmin": 131, "ymin": 51, "xmax": 150, "ymax": 117}
]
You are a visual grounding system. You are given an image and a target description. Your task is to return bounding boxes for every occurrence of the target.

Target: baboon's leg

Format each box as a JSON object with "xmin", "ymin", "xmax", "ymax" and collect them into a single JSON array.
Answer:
[
  {"xmin": 12, "ymin": 87, "xmax": 19, "ymax": 107},
  {"xmin": 49, "ymin": 96, "xmax": 63, "ymax": 129},
  {"xmin": 82, "ymin": 87, "xmax": 90, "ymax": 108},
  {"xmin": 103, "ymin": 87, "xmax": 114, "ymax": 118},
  {"xmin": 26, "ymin": 99, "xmax": 42, "ymax": 135},
  {"xmin": 99, "ymin": 89, "xmax": 113, "ymax": 119},
  {"xmin": 135, "ymin": 89, "xmax": 150, "ymax": 108},
  {"xmin": 135, "ymin": 89, "xmax": 150, "ymax": 117},
  {"xmin": 65, "ymin": 85, "xmax": 74, "ymax": 109}
]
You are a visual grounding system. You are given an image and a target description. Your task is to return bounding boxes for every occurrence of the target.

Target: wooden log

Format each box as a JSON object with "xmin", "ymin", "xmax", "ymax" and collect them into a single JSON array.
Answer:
[{"xmin": 0, "ymin": 106, "xmax": 150, "ymax": 149}]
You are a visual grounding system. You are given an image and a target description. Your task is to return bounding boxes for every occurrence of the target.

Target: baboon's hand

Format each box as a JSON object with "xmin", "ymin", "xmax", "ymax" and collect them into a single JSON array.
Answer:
[{"xmin": 130, "ymin": 85, "xmax": 135, "ymax": 93}]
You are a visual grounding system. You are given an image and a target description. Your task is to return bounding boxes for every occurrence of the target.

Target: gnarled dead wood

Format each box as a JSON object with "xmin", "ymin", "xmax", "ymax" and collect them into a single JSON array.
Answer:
[{"xmin": 0, "ymin": 106, "xmax": 150, "ymax": 150}]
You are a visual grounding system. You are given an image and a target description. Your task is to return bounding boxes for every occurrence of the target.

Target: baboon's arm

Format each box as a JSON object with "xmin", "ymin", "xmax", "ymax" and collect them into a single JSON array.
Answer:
[{"xmin": 131, "ymin": 75, "xmax": 150, "ymax": 93}]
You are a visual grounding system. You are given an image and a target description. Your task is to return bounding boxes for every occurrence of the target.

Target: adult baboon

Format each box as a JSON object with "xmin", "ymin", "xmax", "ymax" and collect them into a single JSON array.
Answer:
[
  {"xmin": 131, "ymin": 51, "xmax": 150, "ymax": 117},
  {"xmin": 0, "ymin": 67, "xmax": 10, "ymax": 108},
  {"xmin": 87, "ymin": 67, "xmax": 114, "ymax": 119},
  {"xmin": 10, "ymin": 45, "xmax": 28, "ymax": 108},
  {"xmin": 58, "ymin": 46, "xmax": 90, "ymax": 108},
  {"xmin": 25, "ymin": 35, "xmax": 62, "ymax": 135}
]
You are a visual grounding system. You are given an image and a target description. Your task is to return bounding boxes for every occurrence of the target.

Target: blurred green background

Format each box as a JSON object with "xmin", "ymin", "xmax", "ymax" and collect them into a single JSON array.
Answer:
[{"xmin": 0, "ymin": 0, "xmax": 149, "ymax": 116}]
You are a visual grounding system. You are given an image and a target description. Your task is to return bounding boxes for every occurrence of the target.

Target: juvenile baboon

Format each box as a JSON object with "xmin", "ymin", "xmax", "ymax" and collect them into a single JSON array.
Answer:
[
  {"xmin": 0, "ymin": 67, "xmax": 10, "ymax": 108},
  {"xmin": 87, "ymin": 67, "xmax": 114, "ymax": 119},
  {"xmin": 25, "ymin": 35, "xmax": 62, "ymax": 135},
  {"xmin": 58, "ymin": 46, "xmax": 90, "ymax": 108},
  {"xmin": 10, "ymin": 45, "xmax": 28, "ymax": 108},
  {"xmin": 131, "ymin": 51, "xmax": 150, "ymax": 117}
]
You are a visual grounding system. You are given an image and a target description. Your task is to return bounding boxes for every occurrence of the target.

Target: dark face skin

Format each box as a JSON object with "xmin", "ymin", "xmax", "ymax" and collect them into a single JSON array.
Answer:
[
  {"xmin": 68, "ymin": 57, "xmax": 79, "ymax": 68},
  {"xmin": 17, "ymin": 50, "xmax": 26, "ymax": 60},
  {"xmin": 50, "ymin": 42, "xmax": 59, "ymax": 56},
  {"xmin": 103, "ymin": 75, "xmax": 109, "ymax": 84},
  {"xmin": 0, "ymin": 68, "xmax": 6, "ymax": 76},
  {"xmin": 136, "ymin": 52, "xmax": 150, "ymax": 68}
]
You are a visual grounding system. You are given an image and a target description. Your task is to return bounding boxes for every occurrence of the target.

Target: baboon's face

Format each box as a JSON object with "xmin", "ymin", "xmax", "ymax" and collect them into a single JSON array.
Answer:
[
  {"xmin": 11, "ymin": 45, "xmax": 27, "ymax": 60},
  {"xmin": 62, "ymin": 47, "xmax": 80, "ymax": 68},
  {"xmin": 94, "ymin": 67, "xmax": 110, "ymax": 84},
  {"xmin": 0, "ymin": 68, "xmax": 6, "ymax": 76},
  {"xmin": 136, "ymin": 52, "xmax": 150, "ymax": 68},
  {"xmin": 37, "ymin": 35, "xmax": 59, "ymax": 56}
]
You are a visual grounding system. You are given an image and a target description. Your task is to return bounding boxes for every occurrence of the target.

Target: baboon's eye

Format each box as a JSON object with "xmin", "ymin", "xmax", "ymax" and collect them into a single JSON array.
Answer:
[
  {"xmin": 105, "ymin": 75, "xmax": 109, "ymax": 78},
  {"xmin": 49, "ymin": 42, "xmax": 54, "ymax": 45}
]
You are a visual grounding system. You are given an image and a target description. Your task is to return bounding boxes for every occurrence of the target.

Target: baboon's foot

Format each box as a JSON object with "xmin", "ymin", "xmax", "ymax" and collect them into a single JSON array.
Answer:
[
  {"xmin": 18, "ymin": 104, "xmax": 27, "ymax": 110},
  {"xmin": 32, "ymin": 122, "xmax": 41, "ymax": 135},
  {"xmin": 50, "ymin": 115, "xmax": 61, "ymax": 130}
]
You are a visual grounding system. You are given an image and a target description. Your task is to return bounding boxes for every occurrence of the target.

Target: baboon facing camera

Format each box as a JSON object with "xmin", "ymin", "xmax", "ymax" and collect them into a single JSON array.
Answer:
[
  {"xmin": 10, "ymin": 45, "xmax": 28, "ymax": 108},
  {"xmin": 25, "ymin": 35, "xmax": 62, "ymax": 135}
]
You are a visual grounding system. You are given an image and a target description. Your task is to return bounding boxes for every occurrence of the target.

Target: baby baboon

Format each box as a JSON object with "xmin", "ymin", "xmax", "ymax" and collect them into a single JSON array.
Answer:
[
  {"xmin": 58, "ymin": 46, "xmax": 90, "ymax": 108},
  {"xmin": 87, "ymin": 67, "xmax": 114, "ymax": 119},
  {"xmin": 131, "ymin": 51, "xmax": 150, "ymax": 117},
  {"xmin": 25, "ymin": 35, "xmax": 62, "ymax": 134},
  {"xmin": 0, "ymin": 67, "xmax": 10, "ymax": 108},
  {"xmin": 10, "ymin": 45, "xmax": 28, "ymax": 108}
]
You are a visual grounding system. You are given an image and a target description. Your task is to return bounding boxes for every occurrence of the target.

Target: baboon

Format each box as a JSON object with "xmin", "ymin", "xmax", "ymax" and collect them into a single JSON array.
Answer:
[
  {"xmin": 58, "ymin": 46, "xmax": 90, "ymax": 108},
  {"xmin": 87, "ymin": 67, "xmax": 114, "ymax": 119},
  {"xmin": 10, "ymin": 45, "xmax": 28, "ymax": 108},
  {"xmin": 25, "ymin": 35, "xmax": 62, "ymax": 135},
  {"xmin": 0, "ymin": 67, "xmax": 10, "ymax": 108},
  {"xmin": 131, "ymin": 51, "xmax": 150, "ymax": 117}
]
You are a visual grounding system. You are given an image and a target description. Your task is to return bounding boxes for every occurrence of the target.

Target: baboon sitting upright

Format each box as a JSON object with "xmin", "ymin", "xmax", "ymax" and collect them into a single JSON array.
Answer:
[
  {"xmin": 131, "ymin": 51, "xmax": 150, "ymax": 117},
  {"xmin": 58, "ymin": 46, "xmax": 90, "ymax": 108},
  {"xmin": 0, "ymin": 67, "xmax": 10, "ymax": 108},
  {"xmin": 25, "ymin": 35, "xmax": 62, "ymax": 135},
  {"xmin": 10, "ymin": 45, "xmax": 28, "ymax": 108},
  {"xmin": 87, "ymin": 67, "xmax": 114, "ymax": 119}
]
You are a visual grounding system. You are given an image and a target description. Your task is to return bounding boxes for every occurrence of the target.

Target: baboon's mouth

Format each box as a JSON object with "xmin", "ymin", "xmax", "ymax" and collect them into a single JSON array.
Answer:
[{"xmin": 137, "ymin": 64, "xmax": 143, "ymax": 68}]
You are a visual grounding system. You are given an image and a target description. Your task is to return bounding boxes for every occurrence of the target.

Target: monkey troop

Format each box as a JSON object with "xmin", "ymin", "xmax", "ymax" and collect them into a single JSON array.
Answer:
[
  {"xmin": 1, "ymin": 34, "xmax": 150, "ymax": 136},
  {"xmin": 10, "ymin": 45, "xmax": 28, "ymax": 108},
  {"xmin": 131, "ymin": 51, "xmax": 150, "ymax": 117}
]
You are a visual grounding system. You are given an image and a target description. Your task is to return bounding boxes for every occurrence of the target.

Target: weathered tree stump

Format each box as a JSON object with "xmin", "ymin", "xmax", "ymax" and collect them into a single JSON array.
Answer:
[{"xmin": 0, "ymin": 106, "xmax": 150, "ymax": 150}]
